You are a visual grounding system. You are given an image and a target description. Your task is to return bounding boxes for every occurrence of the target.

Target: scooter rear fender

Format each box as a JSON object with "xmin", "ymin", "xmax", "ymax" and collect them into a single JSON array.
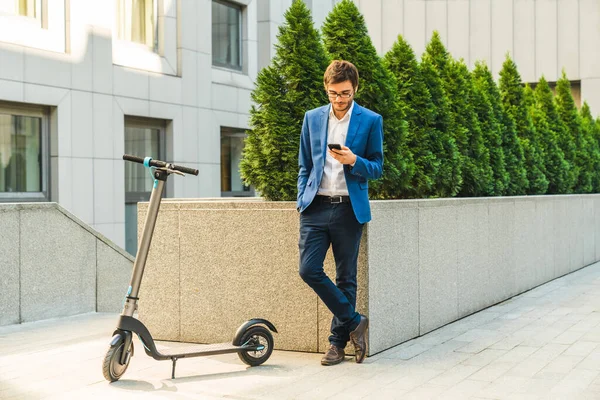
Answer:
[{"xmin": 232, "ymin": 319, "xmax": 277, "ymax": 346}]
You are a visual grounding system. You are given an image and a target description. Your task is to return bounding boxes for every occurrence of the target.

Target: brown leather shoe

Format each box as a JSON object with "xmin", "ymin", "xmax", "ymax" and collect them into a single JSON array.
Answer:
[
  {"xmin": 321, "ymin": 345, "xmax": 345, "ymax": 366},
  {"xmin": 350, "ymin": 315, "xmax": 369, "ymax": 363}
]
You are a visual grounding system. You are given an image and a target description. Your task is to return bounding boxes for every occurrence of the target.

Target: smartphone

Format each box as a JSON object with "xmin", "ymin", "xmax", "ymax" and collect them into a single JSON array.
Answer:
[{"xmin": 328, "ymin": 143, "xmax": 342, "ymax": 151}]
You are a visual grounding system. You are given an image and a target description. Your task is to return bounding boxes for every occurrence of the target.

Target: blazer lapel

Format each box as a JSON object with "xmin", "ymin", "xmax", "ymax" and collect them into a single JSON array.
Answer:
[
  {"xmin": 344, "ymin": 102, "xmax": 362, "ymax": 148},
  {"xmin": 319, "ymin": 105, "xmax": 329, "ymax": 160}
]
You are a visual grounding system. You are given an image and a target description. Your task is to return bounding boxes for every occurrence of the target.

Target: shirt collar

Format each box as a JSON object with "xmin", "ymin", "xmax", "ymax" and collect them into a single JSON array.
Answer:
[{"xmin": 329, "ymin": 101, "xmax": 354, "ymax": 122}]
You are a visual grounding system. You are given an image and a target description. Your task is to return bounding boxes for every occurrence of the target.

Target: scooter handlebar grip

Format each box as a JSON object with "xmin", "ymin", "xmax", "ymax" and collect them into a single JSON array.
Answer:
[
  {"xmin": 123, "ymin": 154, "xmax": 145, "ymax": 164},
  {"xmin": 122, "ymin": 155, "xmax": 166, "ymax": 168},
  {"xmin": 172, "ymin": 164, "xmax": 199, "ymax": 176}
]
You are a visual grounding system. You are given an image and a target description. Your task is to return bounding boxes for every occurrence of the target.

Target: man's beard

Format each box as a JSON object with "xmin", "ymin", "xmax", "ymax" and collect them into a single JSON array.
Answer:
[{"xmin": 333, "ymin": 102, "xmax": 350, "ymax": 112}]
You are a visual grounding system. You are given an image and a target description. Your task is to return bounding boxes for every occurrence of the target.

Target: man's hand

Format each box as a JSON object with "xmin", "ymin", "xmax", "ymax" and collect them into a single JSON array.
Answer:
[{"xmin": 328, "ymin": 145, "xmax": 357, "ymax": 166}]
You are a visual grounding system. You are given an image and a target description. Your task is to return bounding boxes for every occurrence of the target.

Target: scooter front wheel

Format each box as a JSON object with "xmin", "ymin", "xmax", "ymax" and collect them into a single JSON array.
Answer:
[
  {"xmin": 102, "ymin": 341, "xmax": 134, "ymax": 382},
  {"xmin": 238, "ymin": 325, "xmax": 274, "ymax": 366}
]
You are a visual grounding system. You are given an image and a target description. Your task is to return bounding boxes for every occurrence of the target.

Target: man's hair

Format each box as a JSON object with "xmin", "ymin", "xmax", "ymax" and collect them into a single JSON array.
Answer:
[{"xmin": 323, "ymin": 60, "xmax": 359, "ymax": 90}]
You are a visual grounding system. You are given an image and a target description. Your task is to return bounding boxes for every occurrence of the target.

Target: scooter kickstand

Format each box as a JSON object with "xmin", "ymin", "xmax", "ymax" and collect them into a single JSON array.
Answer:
[{"xmin": 171, "ymin": 357, "xmax": 178, "ymax": 379}]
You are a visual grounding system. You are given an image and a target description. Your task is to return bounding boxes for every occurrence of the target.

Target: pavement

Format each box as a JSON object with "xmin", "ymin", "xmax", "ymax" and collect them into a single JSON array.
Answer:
[{"xmin": 2, "ymin": 262, "xmax": 600, "ymax": 399}]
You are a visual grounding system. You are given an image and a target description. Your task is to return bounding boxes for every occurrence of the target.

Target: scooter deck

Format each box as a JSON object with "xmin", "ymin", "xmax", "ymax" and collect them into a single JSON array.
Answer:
[{"xmin": 155, "ymin": 341, "xmax": 243, "ymax": 358}]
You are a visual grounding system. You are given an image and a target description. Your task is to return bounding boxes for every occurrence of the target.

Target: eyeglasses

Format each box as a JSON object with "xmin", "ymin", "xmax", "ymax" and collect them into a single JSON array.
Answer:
[{"xmin": 327, "ymin": 92, "xmax": 353, "ymax": 99}]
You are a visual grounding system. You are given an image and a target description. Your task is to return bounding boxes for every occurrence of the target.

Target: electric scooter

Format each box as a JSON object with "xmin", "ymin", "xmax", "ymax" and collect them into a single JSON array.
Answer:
[{"xmin": 102, "ymin": 155, "xmax": 277, "ymax": 382}]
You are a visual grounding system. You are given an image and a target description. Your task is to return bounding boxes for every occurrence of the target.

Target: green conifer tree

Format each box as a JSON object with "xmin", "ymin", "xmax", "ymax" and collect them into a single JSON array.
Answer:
[
  {"xmin": 383, "ymin": 35, "xmax": 439, "ymax": 198},
  {"xmin": 596, "ymin": 115, "xmax": 600, "ymax": 189},
  {"xmin": 556, "ymin": 71, "xmax": 591, "ymax": 193},
  {"xmin": 425, "ymin": 33, "xmax": 493, "ymax": 196},
  {"xmin": 452, "ymin": 60, "xmax": 494, "ymax": 196},
  {"xmin": 520, "ymin": 84, "xmax": 550, "ymax": 194},
  {"xmin": 240, "ymin": 0, "xmax": 329, "ymax": 200},
  {"xmin": 524, "ymin": 83, "xmax": 570, "ymax": 194},
  {"xmin": 322, "ymin": 0, "xmax": 414, "ymax": 199},
  {"xmin": 419, "ymin": 53, "xmax": 462, "ymax": 197},
  {"xmin": 534, "ymin": 76, "xmax": 576, "ymax": 193},
  {"xmin": 476, "ymin": 59, "xmax": 527, "ymax": 196},
  {"xmin": 580, "ymin": 102, "xmax": 600, "ymax": 192},
  {"xmin": 498, "ymin": 55, "xmax": 547, "ymax": 194},
  {"xmin": 425, "ymin": 31, "xmax": 451, "ymax": 76},
  {"xmin": 472, "ymin": 62, "xmax": 509, "ymax": 196}
]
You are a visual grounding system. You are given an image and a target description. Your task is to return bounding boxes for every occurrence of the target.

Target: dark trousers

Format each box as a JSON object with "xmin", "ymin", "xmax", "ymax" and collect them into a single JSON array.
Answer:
[{"xmin": 298, "ymin": 197, "xmax": 364, "ymax": 348}]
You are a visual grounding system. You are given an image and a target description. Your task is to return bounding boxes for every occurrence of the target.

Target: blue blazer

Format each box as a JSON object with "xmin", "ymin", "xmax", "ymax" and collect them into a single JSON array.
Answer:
[{"xmin": 297, "ymin": 102, "xmax": 384, "ymax": 224}]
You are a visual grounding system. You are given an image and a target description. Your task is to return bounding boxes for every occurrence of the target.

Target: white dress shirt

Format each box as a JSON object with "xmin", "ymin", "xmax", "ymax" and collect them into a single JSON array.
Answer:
[{"xmin": 318, "ymin": 101, "xmax": 354, "ymax": 196}]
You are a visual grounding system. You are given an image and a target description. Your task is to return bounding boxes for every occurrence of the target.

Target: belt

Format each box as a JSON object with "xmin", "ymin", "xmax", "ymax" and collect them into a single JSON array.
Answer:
[{"xmin": 316, "ymin": 195, "xmax": 350, "ymax": 204}]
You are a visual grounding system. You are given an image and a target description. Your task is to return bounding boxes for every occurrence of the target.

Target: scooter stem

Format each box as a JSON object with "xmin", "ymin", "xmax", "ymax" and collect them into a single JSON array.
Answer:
[{"xmin": 123, "ymin": 177, "xmax": 166, "ymax": 317}]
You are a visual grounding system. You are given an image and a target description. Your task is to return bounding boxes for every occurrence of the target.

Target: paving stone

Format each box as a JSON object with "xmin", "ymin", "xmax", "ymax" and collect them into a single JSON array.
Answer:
[
  {"xmin": 469, "ymin": 361, "xmax": 517, "ymax": 382},
  {"xmin": 504, "ymin": 358, "xmax": 550, "ymax": 378},
  {"xmin": 461, "ymin": 349, "xmax": 507, "ymax": 367}
]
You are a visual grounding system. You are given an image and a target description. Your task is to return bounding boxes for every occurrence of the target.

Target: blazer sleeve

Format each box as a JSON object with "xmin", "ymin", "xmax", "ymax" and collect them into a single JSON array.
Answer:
[
  {"xmin": 297, "ymin": 112, "xmax": 312, "ymax": 204},
  {"xmin": 348, "ymin": 114, "xmax": 383, "ymax": 180}
]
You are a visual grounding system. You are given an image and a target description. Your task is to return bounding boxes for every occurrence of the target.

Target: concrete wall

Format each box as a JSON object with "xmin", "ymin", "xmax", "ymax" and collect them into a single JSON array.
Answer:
[
  {"xmin": 138, "ymin": 195, "xmax": 600, "ymax": 356},
  {"xmin": 0, "ymin": 203, "xmax": 133, "ymax": 326}
]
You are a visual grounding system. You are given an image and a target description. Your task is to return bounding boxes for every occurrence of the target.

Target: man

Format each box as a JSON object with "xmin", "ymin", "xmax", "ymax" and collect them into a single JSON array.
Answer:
[{"xmin": 297, "ymin": 60, "xmax": 384, "ymax": 366}]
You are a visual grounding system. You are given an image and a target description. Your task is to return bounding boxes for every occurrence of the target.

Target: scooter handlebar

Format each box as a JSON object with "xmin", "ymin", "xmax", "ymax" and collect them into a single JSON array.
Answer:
[{"xmin": 122, "ymin": 154, "xmax": 199, "ymax": 176}]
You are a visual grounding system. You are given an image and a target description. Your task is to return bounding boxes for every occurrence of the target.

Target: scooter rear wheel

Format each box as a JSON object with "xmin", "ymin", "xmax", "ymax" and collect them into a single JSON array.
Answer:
[
  {"xmin": 238, "ymin": 326, "xmax": 274, "ymax": 366},
  {"xmin": 102, "ymin": 341, "xmax": 133, "ymax": 382}
]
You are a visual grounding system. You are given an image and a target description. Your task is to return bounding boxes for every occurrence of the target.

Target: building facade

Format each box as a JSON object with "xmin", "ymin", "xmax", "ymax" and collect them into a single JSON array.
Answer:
[
  {"xmin": 354, "ymin": 0, "xmax": 600, "ymax": 109},
  {"xmin": 0, "ymin": 0, "xmax": 266, "ymax": 254},
  {"xmin": 0, "ymin": 0, "xmax": 598, "ymax": 253}
]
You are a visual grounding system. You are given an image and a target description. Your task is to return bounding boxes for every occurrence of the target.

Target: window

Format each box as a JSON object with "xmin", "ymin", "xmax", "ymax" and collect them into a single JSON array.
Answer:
[
  {"xmin": 124, "ymin": 118, "xmax": 166, "ymax": 255},
  {"xmin": 0, "ymin": 0, "xmax": 62, "ymax": 52},
  {"xmin": 221, "ymin": 127, "xmax": 252, "ymax": 197},
  {"xmin": 212, "ymin": 0, "xmax": 242, "ymax": 70},
  {"xmin": 112, "ymin": 0, "xmax": 177, "ymax": 75},
  {"xmin": 117, "ymin": 0, "xmax": 157, "ymax": 50},
  {"xmin": 17, "ymin": 0, "xmax": 36, "ymax": 17},
  {"xmin": 0, "ymin": 0, "xmax": 47, "ymax": 27},
  {"xmin": 0, "ymin": 103, "xmax": 49, "ymax": 201}
]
